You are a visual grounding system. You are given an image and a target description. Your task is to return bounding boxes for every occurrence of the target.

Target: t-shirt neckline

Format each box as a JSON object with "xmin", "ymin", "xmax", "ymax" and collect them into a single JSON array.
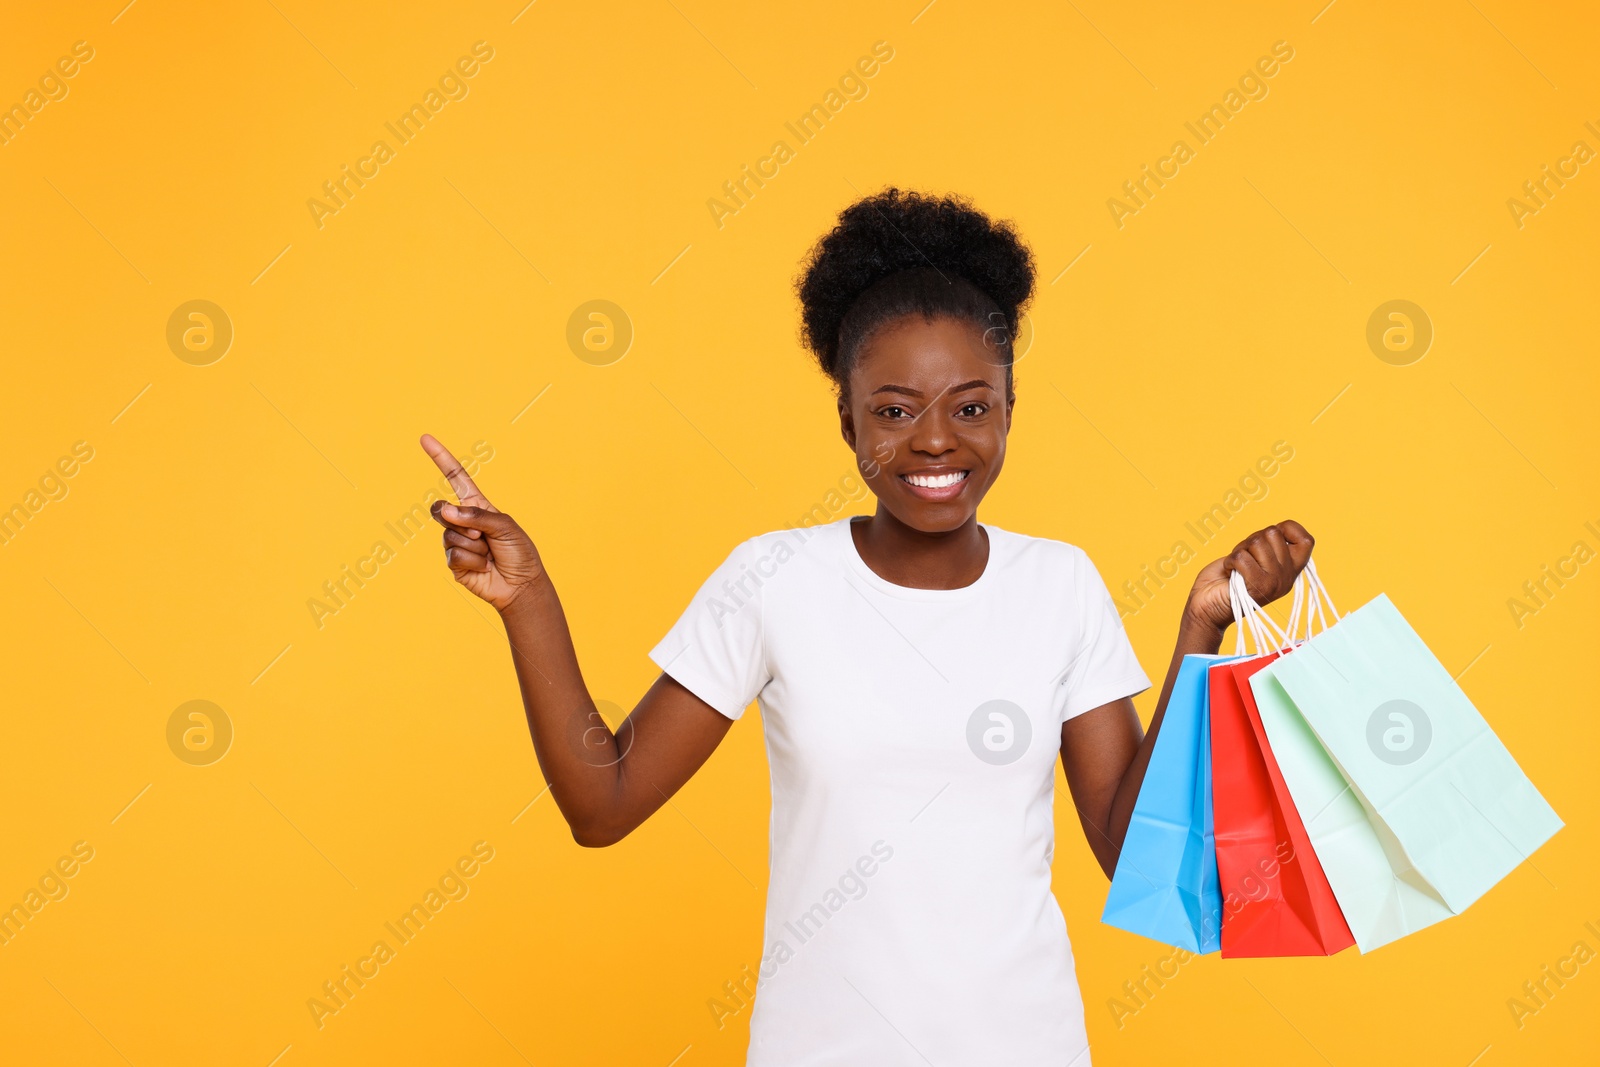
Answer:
[{"xmin": 840, "ymin": 516, "xmax": 1000, "ymax": 602}]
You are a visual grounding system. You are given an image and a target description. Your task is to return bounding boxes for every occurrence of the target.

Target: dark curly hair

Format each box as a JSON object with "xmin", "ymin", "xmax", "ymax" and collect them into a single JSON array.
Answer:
[{"xmin": 796, "ymin": 188, "xmax": 1035, "ymax": 399}]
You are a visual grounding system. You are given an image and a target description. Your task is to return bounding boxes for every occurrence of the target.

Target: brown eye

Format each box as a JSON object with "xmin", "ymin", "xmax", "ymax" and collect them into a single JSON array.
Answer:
[
  {"xmin": 959, "ymin": 403, "xmax": 987, "ymax": 417},
  {"xmin": 879, "ymin": 406, "xmax": 910, "ymax": 419}
]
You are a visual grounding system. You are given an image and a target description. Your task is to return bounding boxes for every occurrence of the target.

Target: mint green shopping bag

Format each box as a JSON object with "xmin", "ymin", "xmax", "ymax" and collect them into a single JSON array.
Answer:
[
  {"xmin": 1251, "ymin": 568, "xmax": 1561, "ymax": 933},
  {"xmin": 1250, "ymin": 668, "xmax": 1454, "ymax": 952},
  {"xmin": 1232, "ymin": 566, "xmax": 1450, "ymax": 952}
]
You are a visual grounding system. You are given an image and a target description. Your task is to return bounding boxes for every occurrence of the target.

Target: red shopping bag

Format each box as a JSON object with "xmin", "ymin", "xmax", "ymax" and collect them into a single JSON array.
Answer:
[{"xmin": 1209, "ymin": 652, "xmax": 1355, "ymax": 957}]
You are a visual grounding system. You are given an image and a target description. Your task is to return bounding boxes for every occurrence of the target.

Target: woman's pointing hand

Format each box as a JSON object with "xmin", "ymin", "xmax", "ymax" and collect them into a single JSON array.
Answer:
[{"xmin": 420, "ymin": 433, "xmax": 543, "ymax": 613}]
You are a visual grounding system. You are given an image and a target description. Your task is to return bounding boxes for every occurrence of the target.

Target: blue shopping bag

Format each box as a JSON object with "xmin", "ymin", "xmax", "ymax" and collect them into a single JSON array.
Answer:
[{"xmin": 1102, "ymin": 652, "xmax": 1250, "ymax": 952}]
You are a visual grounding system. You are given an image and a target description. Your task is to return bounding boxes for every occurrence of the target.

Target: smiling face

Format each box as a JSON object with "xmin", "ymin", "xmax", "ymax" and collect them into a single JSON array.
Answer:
[{"xmin": 838, "ymin": 314, "xmax": 1014, "ymax": 534}]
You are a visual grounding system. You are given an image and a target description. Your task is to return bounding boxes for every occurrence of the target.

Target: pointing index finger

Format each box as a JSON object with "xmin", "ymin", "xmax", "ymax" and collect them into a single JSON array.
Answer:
[{"xmin": 420, "ymin": 433, "xmax": 493, "ymax": 509}]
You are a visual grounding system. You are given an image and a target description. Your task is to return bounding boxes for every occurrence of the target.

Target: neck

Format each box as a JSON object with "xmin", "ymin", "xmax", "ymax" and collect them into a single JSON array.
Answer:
[{"xmin": 850, "ymin": 508, "xmax": 989, "ymax": 590}]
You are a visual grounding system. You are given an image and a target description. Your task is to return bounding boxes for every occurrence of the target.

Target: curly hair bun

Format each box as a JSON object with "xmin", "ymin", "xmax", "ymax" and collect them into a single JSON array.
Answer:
[{"xmin": 796, "ymin": 188, "xmax": 1036, "ymax": 393}]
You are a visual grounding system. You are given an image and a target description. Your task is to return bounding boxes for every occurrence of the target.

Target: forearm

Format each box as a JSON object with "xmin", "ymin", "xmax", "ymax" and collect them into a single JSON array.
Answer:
[
  {"xmin": 497, "ymin": 577, "xmax": 627, "ymax": 843},
  {"xmin": 1102, "ymin": 614, "xmax": 1225, "ymax": 859},
  {"xmin": 1069, "ymin": 522, "xmax": 1313, "ymax": 878},
  {"xmin": 420, "ymin": 439, "xmax": 732, "ymax": 847}
]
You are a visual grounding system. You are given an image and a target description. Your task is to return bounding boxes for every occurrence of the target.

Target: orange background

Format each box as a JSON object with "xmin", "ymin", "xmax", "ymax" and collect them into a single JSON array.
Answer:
[{"xmin": 1, "ymin": 1, "xmax": 1595, "ymax": 1064}]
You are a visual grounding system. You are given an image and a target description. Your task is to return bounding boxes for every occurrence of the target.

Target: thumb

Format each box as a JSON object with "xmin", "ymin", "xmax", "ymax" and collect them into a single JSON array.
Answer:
[{"xmin": 435, "ymin": 501, "xmax": 513, "ymax": 537}]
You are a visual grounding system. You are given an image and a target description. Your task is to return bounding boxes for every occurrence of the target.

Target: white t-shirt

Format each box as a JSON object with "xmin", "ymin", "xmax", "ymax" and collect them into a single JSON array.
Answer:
[{"xmin": 650, "ymin": 517, "xmax": 1151, "ymax": 1066}]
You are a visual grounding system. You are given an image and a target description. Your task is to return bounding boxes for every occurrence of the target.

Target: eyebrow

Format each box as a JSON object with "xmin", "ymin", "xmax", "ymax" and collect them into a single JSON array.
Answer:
[{"xmin": 870, "ymin": 379, "xmax": 995, "ymax": 398}]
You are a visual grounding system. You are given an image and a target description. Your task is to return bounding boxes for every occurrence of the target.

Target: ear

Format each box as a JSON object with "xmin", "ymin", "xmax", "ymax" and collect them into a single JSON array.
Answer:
[
  {"xmin": 838, "ymin": 394, "xmax": 857, "ymax": 451},
  {"xmin": 1004, "ymin": 393, "xmax": 1016, "ymax": 433}
]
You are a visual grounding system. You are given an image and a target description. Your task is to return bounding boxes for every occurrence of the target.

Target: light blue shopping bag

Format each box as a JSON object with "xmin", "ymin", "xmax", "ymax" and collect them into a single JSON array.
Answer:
[{"xmin": 1102, "ymin": 653, "xmax": 1250, "ymax": 952}]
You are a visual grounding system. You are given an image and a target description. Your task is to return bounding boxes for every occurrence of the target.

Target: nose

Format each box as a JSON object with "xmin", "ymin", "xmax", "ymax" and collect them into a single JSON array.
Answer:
[{"xmin": 908, "ymin": 405, "xmax": 957, "ymax": 458}]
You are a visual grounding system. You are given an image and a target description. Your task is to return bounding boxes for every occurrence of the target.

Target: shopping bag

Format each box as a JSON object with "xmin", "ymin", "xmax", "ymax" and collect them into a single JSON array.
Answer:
[
  {"xmin": 1244, "ymin": 563, "xmax": 1455, "ymax": 951},
  {"xmin": 1102, "ymin": 652, "xmax": 1249, "ymax": 953},
  {"xmin": 1210, "ymin": 647, "xmax": 1357, "ymax": 958},
  {"xmin": 1251, "ymin": 667, "xmax": 1453, "ymax": 952},
  {"xmin": 1251, "ymin": 568, "xmax": 1562, "ymax": 923},
  {"xmin": 1208, "ymin": 573, "xmax": 1357, "ymax": 958},
  {"xmin": 1240, "ymin": 561, "xmax": 1453, "ymax": 951}
]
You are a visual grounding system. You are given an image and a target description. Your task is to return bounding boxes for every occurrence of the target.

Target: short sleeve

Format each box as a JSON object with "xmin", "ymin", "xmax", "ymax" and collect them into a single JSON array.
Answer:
[
  {"xmin": 648, "ymin": 538, "xmax": 771, "ymax": 721},
  {"xmin": 1056, "ymin": 551, "xmax": 1152, "ymax": 722}
]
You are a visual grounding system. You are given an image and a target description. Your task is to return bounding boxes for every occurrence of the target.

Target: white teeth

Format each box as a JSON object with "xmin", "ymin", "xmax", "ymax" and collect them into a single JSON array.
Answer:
[{"xmin": 903, "ymin": 471, "xmax": 968, "ymax": 489}]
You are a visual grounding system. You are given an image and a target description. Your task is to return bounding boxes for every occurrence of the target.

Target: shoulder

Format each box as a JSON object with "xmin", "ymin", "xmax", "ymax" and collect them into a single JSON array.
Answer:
[
  {"xmin": 732, "ymin": 520, "xmax": 845, "ymax": 560},
  {"xmin": 987, "ymin": 525, "xmax": 1123, "ymax": 611},
  {"xmin": 986, "ymin": 524, "xmax": 1100, "ymax": 578},
  {"xmin": 710, "ymin": 520, "xmax": 851, "ymax": 588}
]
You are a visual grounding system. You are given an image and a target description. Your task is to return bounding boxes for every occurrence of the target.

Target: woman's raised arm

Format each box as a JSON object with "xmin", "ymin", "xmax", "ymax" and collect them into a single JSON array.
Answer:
[
  {"xmin": 1060, "ymin": 521, "xmax": 1313, "ymax": 878},
  {"xmin": 421, "ymin": 434, "xmax": 733, "ymax": 847}
]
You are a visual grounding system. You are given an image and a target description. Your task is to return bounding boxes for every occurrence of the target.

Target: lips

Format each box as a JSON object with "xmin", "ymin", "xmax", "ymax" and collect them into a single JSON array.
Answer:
[{"xmin": 898, "ymin": 468, "xmax": 970, "ymax": 501}]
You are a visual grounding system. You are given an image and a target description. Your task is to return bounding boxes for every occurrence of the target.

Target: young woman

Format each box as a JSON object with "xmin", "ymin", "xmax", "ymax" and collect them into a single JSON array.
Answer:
[{"xmin": 420, "ymin": 189, "xmax": 1312, "ymax": 1065}]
